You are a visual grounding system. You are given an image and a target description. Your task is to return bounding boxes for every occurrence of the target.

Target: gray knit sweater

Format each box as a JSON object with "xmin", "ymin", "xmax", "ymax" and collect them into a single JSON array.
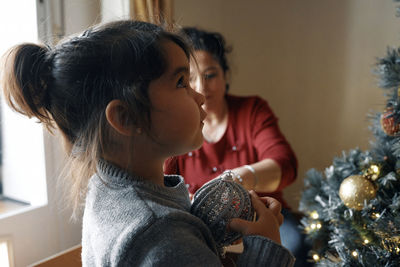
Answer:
[{"xmin": 82, "ymin": 160, "xmax": 295, "ymax": 266}]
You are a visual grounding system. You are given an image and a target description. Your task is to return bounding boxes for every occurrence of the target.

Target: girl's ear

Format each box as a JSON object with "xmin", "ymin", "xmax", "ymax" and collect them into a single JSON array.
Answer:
[{"xmin": 105, "ymin": 100, "xmax": 135, "ymax": 136}]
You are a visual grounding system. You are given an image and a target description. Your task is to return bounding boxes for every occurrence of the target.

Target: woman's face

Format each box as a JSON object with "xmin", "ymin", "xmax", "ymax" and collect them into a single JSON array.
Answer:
[
  {"xmin": 190, "ymin": 50, "xmax": 227, "ymax": 112},
  {"xmin": 147, "ymin": 41, "xmax": 206, "ymax": 157}
]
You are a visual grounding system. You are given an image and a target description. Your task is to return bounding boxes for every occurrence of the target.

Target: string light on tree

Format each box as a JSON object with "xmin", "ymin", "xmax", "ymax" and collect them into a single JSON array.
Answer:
[
  {"xmin": 310, "ymin": 222, "xmax": 322, "ymax": 231},
  {"xmin": 304, "ymin": 211, "xmax": 323, "ymax": 233},
  {"xmin": 372, "ymin": 212, "xmax": 381, "ymax": 219},
  {"xmin": 312, "ymin": 253, "xmax": 320, "ymax": 262},
  {"xmin": 310, "ymin": 210, "xmax": 319, "ymax": 219},
  {"xmin": 352, "ymin": 251, "xmax": 358, "ymax": 258}
]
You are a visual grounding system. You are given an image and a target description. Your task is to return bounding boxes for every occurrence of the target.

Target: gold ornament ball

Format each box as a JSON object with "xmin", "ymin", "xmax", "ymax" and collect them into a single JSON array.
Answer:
[
  {"xmin": 339, "ymin": 175, "xmax": 377, "ymax": 210},
  {"xmin": 365, "ymin": 164, "xmax": 380, "ymax": 181}
]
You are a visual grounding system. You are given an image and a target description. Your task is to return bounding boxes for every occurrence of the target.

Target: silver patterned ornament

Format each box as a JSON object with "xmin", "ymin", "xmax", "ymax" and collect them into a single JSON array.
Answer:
[{"xmin": 190, "ymin": 171, "xmax": 254, "ymax": 248}]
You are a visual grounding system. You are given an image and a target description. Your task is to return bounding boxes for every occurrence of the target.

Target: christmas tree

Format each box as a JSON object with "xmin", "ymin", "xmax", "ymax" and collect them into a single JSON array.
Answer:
[{"xmin": 299, "ymin": 1, "xmax": 400, "ymax": 266}]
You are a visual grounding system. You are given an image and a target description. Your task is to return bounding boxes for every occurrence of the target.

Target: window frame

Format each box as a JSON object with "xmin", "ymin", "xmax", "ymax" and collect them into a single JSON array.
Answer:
[{"xmin": 0, "ymin": 1, "xmax": 82, "ymax": 266}]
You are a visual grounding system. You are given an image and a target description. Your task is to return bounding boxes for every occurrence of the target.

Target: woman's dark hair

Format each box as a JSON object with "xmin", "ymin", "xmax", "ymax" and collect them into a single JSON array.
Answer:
[
  {"xmin": 182, "ymin": 27, "xmax": 231, "ymax": 73},
  {"xmin": 182, "ymin": 27, "xmax": 231, "ymax": 90},
  {"xmin": 1, "ymin": 20, "xmax": 191, "ymax": 216}
]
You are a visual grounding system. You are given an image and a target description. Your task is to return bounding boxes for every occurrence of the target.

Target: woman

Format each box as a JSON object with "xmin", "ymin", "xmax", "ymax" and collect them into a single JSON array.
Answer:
[{"xmin": 165, "ymin": 27, "xmax": 311, "ymax": 266}]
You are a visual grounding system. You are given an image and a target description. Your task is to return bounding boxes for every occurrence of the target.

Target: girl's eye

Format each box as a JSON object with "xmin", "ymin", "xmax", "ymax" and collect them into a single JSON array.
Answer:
[
  {"xmin": 204, "ymin": 73, "xmax": 217, "ymax": 80},
  {"xmin": 177, "ymin": 76, "xmax": 188, "ymax": 88}
]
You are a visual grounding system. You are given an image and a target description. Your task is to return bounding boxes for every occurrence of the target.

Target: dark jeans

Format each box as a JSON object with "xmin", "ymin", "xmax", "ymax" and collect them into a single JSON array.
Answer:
[{"xmin": 281, "ymin": 209, "xmax": 313, "ymax": 267}]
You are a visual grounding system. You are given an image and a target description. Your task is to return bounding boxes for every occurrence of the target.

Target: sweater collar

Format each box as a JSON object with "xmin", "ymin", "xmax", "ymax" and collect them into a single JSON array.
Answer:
[{"xmin": 96, "ymin": 159, "xmax": 191, "ymax": 210}]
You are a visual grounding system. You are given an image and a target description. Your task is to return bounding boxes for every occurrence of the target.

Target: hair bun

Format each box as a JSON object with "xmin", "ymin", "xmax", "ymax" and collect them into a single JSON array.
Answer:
[
  {"xmin": 190, "ymin": 171, "xmax": 254, "ymax": 248},
  {"xmin": 2, "ymin": 43, "xmax": 53, "ymax": 125}
]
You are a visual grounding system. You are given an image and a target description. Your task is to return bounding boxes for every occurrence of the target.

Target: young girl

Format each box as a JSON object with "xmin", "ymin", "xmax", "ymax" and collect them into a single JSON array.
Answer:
[{"xmin": 1, "ymin": 20, "xmax": 294, "ymax": 266}]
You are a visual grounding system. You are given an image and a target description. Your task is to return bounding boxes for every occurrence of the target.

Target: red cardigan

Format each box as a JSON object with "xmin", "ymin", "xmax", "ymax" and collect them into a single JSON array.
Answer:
[{"xmin": 164, "ymin": 94, "xmax": 297, "ymax": 208}]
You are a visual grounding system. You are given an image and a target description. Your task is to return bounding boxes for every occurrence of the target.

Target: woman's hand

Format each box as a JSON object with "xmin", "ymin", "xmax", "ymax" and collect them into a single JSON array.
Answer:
[{"xmin": 228, "ymin": 191, "xmax": 283, "ymax": 244}]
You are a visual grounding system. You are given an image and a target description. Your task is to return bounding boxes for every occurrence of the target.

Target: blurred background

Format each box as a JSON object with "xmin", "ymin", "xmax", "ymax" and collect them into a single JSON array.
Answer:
[{"xmin": 173, "ymin": 0, "xmax": 398, "ymax": 210}]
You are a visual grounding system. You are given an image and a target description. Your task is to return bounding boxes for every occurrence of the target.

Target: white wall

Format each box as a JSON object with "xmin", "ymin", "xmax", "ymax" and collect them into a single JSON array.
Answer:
[{"xmin": 175, "ymin": 0, "xmax": 399, "ymax": 209}]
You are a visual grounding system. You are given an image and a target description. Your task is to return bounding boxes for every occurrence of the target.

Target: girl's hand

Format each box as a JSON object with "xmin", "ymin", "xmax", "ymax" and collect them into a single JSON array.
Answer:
[
  {"xmin": 228, "ymin": 191, "xmax": 282, "ymax": 244},
  {"xmin": 256, "ymin": 193, "xmax": 284, "ymax": 226}
]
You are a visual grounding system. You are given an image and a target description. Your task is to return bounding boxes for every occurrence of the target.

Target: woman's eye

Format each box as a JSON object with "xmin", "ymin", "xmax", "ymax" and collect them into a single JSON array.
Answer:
[
  {"xmin": 177, "ymin": 76, "xmax": 188, "ymax": 88},
  {"xmin": 204, "ymin": 73, "xmax": 216, "ymax": 80}
]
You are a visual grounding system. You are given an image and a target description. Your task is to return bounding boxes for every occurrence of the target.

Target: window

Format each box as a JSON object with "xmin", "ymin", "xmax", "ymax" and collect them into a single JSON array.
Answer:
[
  {"xmin": 0, "ymin": 102, "xmax": 2, "ymax": 195},
  {"xmin": 0, "ymin": 238, "xmax": 13, "ymax": 267},
  {"xmin": 0, "ymin": 1, "xmax": 87, "ymax": 266},
  {"xmin": 0, "ymin": 0, "xmax": 47, "ymax": 216}
]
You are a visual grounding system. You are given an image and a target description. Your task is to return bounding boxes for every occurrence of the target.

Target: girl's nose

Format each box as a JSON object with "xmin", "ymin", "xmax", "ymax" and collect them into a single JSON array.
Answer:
[
  {"xmin": 197, "ymin": 90, "xmax": 205, "ymax": 106},
  {"xmin": 192, "ymin": 87, "xmax": 205, "ymax": 106}
]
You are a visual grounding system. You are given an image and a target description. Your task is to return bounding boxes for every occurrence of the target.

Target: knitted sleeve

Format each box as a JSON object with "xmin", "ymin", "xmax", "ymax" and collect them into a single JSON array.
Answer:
[
  {"xmin": 119, "ymin": 216, "xmax": 222, "ymax": 266},
  {"xmin": 118, "ymin": 215, "xmax": 295, "ymax": 266},
  {"xmin": 238, "ymin": 235, "xmax": 295, "ymax": 267},
  {"xmin": 249, "ymin": 97, "xmax": 298, "ymax": 192}
]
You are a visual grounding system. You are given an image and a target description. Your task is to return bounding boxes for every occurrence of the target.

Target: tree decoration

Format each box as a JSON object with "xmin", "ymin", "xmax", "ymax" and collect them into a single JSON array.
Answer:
[
  {"xmin": 364, "ymin": 164, "xmax": 381, "ymax": 181},
  {"xmin": 381, "ymin": 236, "xmax": 400, "ymax": 253},
  {"xmin": 380, "ymin": 108, "xmax": 400, "ymax": 136},
  {"xmin": 299, "ymin": 2, "xmax": 400, "ymax": 264},
  {"xmin": 338, "ymin": 174, "xmax": 377, "ymax": 210}
]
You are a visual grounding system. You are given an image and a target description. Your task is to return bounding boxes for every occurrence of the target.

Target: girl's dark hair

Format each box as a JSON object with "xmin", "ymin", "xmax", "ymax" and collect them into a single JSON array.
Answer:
[
  {"xmin": 1, "ymin": 20, "xmax": 191, "ymax": 216},
  {"xmin": 182, "ymin": 27, "xmax": 231, "ymax": 83}
]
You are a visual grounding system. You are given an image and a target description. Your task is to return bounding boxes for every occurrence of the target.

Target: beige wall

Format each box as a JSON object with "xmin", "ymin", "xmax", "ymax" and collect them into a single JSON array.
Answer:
[{"xmin": 175, "ymin": 0, "xmax": 400, "ymax": 209}]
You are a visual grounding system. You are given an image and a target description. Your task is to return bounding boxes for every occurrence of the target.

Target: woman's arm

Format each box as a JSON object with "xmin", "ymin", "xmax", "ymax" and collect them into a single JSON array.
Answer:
[
  {"xmin": 234, "ymin": 96, "xmax": 297, "ymax": 193},
  {"xmin": 231, "ymin": 158, "xmax": 282, "ymax": 192}
]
